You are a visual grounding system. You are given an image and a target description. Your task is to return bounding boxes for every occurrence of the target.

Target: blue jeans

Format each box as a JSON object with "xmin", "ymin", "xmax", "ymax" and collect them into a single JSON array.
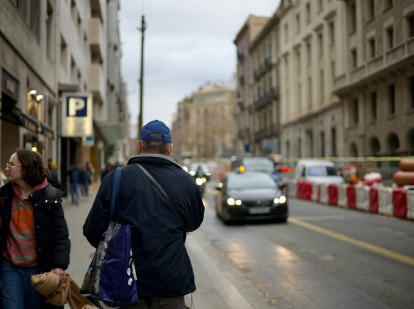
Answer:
[
  {"xmin": 0, "ymin": 259, "xmax": 44, "ymax": 309},
  {"xmin": 71, "ymin": 182, "xmax": 80, "ymax": 204}
]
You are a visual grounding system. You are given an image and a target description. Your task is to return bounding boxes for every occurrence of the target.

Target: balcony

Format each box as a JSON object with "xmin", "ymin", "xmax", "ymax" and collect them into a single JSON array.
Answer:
[
  {"xmin": 253, "ymin": 87, "xmax": 279, "ymax": 111},
  {"xmin": 89, "ymin": 18, "xmax": 104, "ymax": 63},
  {"xmin": 89, "ymin": 63, "xmax": 105, "ymax": 104},
  {"xmin": 385, "ymin": 43, "xmax": 405, "ymax": 65},
  {"xmin": 254, "ymin": 123, "xmax": 279, "ymax": 140}
]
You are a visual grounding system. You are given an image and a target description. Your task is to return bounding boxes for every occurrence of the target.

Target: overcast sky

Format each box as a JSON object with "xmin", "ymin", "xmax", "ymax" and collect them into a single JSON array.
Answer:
[{"xmin": 119, "ymin": 0, "xmax": 280, "ymax": 138}]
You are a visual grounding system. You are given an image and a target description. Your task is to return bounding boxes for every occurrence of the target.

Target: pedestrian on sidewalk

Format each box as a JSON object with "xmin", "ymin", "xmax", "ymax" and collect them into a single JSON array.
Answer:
[
  {"xmin": 83, "ymin": 120, "xmax": 205, "ymax": 309},
  {"xmin": 0, "ymin": 148, "xmax": 71, "ymax": 308},
  {"xmin": 69, "ymin": 163, "xmax": 80, "ymax": 205}
]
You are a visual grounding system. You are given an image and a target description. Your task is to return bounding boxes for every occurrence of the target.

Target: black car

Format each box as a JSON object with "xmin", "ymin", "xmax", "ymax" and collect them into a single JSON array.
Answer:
[{"xmin": 215, "ymin": 171, "xmax": 288, "ymax": 224}]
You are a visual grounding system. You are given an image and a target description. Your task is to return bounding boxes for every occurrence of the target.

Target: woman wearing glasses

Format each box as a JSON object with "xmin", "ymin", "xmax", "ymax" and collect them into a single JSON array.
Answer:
[{"xmin": 0, "ymin": 149, "xmax": 70, "ymax": 309}]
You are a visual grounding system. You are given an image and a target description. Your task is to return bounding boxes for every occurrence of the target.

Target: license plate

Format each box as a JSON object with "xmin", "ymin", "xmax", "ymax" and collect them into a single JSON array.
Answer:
[{"xmin": 248, "ymin": 207, "xmax": 270, "ymax": 214}]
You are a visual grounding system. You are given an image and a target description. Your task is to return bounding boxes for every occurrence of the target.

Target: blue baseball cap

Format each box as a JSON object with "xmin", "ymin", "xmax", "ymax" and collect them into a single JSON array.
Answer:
[{"xmin": 139, "ymin": 120, "xmax": 172, "ymax": 142}]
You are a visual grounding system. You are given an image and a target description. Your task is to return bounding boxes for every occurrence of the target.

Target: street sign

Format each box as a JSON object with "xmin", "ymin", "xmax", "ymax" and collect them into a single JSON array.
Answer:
[{"xmin": 61, "ymin": 93, "xmax": 93, "ymax": 137}]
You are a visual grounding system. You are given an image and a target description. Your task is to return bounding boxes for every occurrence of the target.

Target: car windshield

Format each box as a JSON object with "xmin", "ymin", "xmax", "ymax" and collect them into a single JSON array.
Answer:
[
  {"xmin": 227, "ymin": 173, "xmax": 277, "ymax": 190},
  {"xmin": 308, "ymin": 166, "xmax": 337, "ymax": 177},
  {"xmin": 243, "ymin": 159, "xmax": 274, "ymax": 172}
]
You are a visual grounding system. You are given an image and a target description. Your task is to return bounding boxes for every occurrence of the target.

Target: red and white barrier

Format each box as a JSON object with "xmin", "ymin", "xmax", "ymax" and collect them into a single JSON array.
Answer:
[
  {"xmin": 369, "ymin": 187, "xmax": 379, "ymax": 213},
  {"xmin": 287, "ymin": 178, "xmax": 414, "ymax": 221},
  {"xmin": 337, "ymin": 184, "xmax": 347, "ymax": 208},
  {"xmin": 311, "ymin": 183, "xmax": 319, "ymax": 202},
  {"xmin": 356, "ymin": 185, "xmax": 370, "ymax": 212},
  {"xmin": 328, "ymin": 184, "xmax": 338, "ymax": 206},
  {"xmin": 319, "ymin": 184, "xmax": 329, "ymax": 204},
  {"xmin": 378, "ymin": 187, "xmax": 393, "ymax": 216},
  {"xmin": 347, "ymin": 185, "xmax": 356, "ymax": 209},
  {"xmin": 407, "ymin": 190, "xmax": 414, "ymax": 219},
  {"xmin": 288, "ymin": 180, "xmax": 297, "ymax": 198},
  {"xmin": 392, "ymin": 188, "xmax": 407, "ymax": 219}
]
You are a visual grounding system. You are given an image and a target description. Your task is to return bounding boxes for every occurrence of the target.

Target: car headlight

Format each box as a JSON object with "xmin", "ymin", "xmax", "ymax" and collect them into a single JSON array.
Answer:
[
  {"xmin": 227, "ymin": 198, "xmax": 242, "ymax": 206},
  {"xmin": 273, "ymin": 195, "xmax": 287, "ymax": 204},
  {"xmin": 196, "ymin": 178, "xmax": 203, "ymax": 185}
]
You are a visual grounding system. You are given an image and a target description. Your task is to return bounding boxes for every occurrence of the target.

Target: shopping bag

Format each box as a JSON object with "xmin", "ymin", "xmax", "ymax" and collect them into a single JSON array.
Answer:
[{"xmin": 80, "ymin": 167, "xmax": 138, "ymax": 308}]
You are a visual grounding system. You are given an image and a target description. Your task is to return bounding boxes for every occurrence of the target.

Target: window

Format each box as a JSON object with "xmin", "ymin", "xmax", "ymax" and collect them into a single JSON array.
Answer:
[
  {"xmin": 284, "ymin": 24, "xmax": 289, "ymax": 42},
  {"xmin": 349, "ymin": 2, "xmax": 357, "ymax": 33},
  {"xmin": 298, "ymin": 137, "xmax": 302, "ymax": 158},
  {"xmin": 30, "ymin": 0, "xmax": 40, "ymax": 38},
  {"xmin": 368, "ymin": 38, "xmax": 376, "ymax": 58},
  {"xmin": 296, "ymin": 14, "xmax": 300, "ymax": 33},
  {"xmin": 331, "ymin": 61, "xmax": 335, "ymax": 80},
  {"xmin": 408, "ymin": 15, "xmax": 414, "ymax": 38},
  {"xmin": 318, "ymin": 0, "xmax": 323, "ymax": 12},
  {"xmin": 318, "ymin": 33, "xmax": 323, "ymax": 56},
  {"xmin": 306, "ymin": 42, "xmax": 311, "ymax": 66},
  {"xmin": 308, "ymin": 77, "xmax": 312, "ymax": 110},
  {"xmin": 386, "ymin": 27, "xmax": 394, "ymax": 49},
  {"xmin": 331, "ymin": 128, "xmax": 337, "ymax": 156},
  {"xmin": 46, "ymin": 1, "xmax": 54, "ymax": 59},
  {"xmin": 410, "ymin": 76, "xmax": 414, "ymax": 110},
  {"xmin": 351, "ymin": 99, "xmax": 359, "ymax": 124},
  {"xmin": 320, "ymin": 132, "xmax": 325, "ymax": 157},
  {"xmin": 370, "ymin": 91, "xmax": 377, "ymax": 120},
  {"xmin": 367, "ymin": 0, "xmax": 375, "ymax": 20},
  {"xmin": 384, "ymin": 0, "xmax": 393, "ymax": 11},
  {"xmin": 388, "ymin": 84, "xmax": 395, "ymax": 115},
  {"xmin": 60, "ymin": 35, "xmax": 67, "ymax": 70},
  {"xmin": 329, "ymin": 22, "xmax": 335, "ymax": 44},
  {"xmin": 306, "ymin": 3, "xmax": 311, "ymax": 24},
  {"xmin": 320, "ymin": 70, "xmax": 324, "ymax": 103},
  {"xmin": 351, "ymin": 49, "xmax": 357, "ymax": 67}
]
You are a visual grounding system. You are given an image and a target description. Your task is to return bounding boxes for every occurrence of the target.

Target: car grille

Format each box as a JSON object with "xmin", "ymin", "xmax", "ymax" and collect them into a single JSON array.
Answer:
[{"xmin": 243, "ymin": 200, "xmax": 273, "ymax": 207}]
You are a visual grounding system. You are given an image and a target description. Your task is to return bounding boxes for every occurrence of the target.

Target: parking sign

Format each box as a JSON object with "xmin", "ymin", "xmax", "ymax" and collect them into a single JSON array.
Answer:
[{"xmin": 61, "ymin": 93, "xmax": 93, "ymax": 137}]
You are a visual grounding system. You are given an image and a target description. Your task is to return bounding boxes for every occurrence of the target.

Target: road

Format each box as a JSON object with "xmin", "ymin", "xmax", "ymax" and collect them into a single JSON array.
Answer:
[
  {"xmin": 64, "ymin": 180, "xmax": 414, "ymax": 309},
  {"xmin": 194, "ymin": 180, "xmax": 414, "ymax": 309}
]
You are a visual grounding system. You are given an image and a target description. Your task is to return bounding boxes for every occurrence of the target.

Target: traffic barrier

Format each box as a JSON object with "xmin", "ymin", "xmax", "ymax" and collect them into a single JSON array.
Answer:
[
  {"xmin": 356, "ymin": 185, "xmax": 370, "ymax": 212},
  {"xmin": 304, "ymin": 182, "xmax": 312, "ymax": 200},
  {"xmin": 320, "ymin": 184, "xmax": 329, "ymax": 204},
  {"xmin": 296, "ymin": 180, "xmax": 304, "ymax": 198},
  {"xmin": 328, "ymin": 184, "xmax": 338, "ymax": 206},
  {"xmin": 338, "ymin": 184, "xmax": 347, "ymax": 208},
  {"xmin": 369, "ymin": 187, "xmax": 379, "ymax": 213},
  {"xmin": 347, "ymin": 185, "xmax": 356, "ymax": 209},
  {"xmin": 378, "ymin": 187, "xmax": 393, "ymax": 216},
  {"xmin": 288, "ymin": 180, "xmax": 297, "ymax": 198},
  {"xmin": 316, "ymin": 184, "xmax": 321, "ymax": 202},
  {"xmin": 392, "ymin": 188, "xmax": 407, "ymax": 219},
  {"xmin": 407, "ymin": 190, "xmax": 414, "ymax": 219},
  {"xmin": 311, "ymin": 183, "xmax": 318, "ymax": 201}
]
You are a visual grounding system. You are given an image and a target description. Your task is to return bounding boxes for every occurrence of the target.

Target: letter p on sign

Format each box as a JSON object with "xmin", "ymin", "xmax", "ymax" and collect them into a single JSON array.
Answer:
[{"xmin": 68, "ymin": 97, "xmax": 87, "ymax": 116}]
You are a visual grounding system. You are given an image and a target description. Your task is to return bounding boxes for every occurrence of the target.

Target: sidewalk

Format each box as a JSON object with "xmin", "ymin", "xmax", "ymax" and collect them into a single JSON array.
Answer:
[{"xmin": 62, "ymin": 186, "xmax": 257, "ymax": 309}]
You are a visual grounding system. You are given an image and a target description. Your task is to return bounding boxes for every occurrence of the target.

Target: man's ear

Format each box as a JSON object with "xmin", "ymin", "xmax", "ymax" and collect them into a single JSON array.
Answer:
[
  {"xmin": 137, "ymin": 140, "xmax": 142, "ymax": 154},
  {"xmin": 166, "ymin": 143, "xmax": 173, "ymax": 155}
]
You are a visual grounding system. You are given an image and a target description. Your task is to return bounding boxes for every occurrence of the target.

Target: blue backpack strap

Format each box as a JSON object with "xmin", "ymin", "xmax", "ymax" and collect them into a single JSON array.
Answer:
[{"xmin": 109, "ymin": 167, "xmax": 122, "ymax": 222}]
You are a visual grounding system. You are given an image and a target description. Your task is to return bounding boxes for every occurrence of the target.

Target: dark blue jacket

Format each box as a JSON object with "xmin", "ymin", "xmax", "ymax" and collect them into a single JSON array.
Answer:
[{"xmin": 83, "ymin": 155, "xmax": 205, "ymax": 298}]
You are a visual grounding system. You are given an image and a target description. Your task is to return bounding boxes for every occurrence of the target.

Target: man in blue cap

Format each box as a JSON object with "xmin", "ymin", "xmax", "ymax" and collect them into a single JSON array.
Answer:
[{"xmin": 84, "ymin": 120, "xmax": 205, "ymax": 309}]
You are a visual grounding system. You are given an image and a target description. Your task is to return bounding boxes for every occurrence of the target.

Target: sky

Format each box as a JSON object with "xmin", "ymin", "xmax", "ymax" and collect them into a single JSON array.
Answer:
[{"xmin": 119, "ymin": 0, "xmax": 280, "ymax": 138}]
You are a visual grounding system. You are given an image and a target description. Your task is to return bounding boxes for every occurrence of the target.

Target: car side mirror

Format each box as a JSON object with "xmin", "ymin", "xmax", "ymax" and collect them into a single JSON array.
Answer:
[{"xmin": 215, "ymin": 186, "xmax": 223, "ymax": 191}]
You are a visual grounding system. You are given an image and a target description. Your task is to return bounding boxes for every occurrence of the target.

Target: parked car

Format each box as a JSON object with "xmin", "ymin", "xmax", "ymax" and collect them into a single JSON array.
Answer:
[
  {"xmin": 215, "ymin": 171, "xmax": 288, "ymax": 224},
  {"xmin": 295, "ymin": 160, "xmax": 344, "ymax": 184},
  {"xmin": 230, "ymin": 156, "xmax": 281, "ymax": 182}
]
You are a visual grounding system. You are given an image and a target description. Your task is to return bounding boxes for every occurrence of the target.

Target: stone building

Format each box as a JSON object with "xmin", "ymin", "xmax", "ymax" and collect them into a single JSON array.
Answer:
[
  {"xmin": 334, "ymin": 0, "xmax": 414, "ymax": 158},
  {"xmin": 234, "ymin": 0, "xmax": 414, "ymax": 171},
  {"xmin": 234, "ymin": 15, "xmax": 270, "ymax": 155},
  {"xmin": 172, "ymin": 77, "xmax": 236, "ymax": 160}
]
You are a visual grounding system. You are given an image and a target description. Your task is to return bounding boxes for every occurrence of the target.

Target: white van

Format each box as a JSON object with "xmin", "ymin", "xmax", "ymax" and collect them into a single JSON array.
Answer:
[{"xmin": 295, "ymin": 160, "xmax": 344, "ymax": 184}]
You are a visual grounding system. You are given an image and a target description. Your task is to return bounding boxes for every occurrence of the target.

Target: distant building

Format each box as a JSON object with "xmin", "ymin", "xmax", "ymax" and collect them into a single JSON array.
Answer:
[{"xmin": 172, "ymin": 76, "xmax": 237, "ymax": 160}]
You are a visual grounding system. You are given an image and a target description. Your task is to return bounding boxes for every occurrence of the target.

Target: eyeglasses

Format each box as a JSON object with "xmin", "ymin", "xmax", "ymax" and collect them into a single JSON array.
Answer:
[{"xmin": 5, "ymin": 163, "xmax": 22, "ymax": 170}]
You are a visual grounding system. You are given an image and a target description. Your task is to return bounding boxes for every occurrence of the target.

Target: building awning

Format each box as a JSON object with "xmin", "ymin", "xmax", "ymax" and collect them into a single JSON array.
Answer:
[{"xmin": 95, "ymin": 121, "xmax": 125, "ymax": 143}]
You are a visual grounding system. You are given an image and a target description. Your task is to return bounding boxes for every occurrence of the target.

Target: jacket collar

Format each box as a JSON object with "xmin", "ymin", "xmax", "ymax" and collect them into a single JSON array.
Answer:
[{"xmin": 127, "ymin": 154, "xmax": 181, "ymax": 168}]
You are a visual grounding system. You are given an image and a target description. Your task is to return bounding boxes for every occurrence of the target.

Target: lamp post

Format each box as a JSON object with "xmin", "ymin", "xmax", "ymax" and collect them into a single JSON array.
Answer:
[{"xmin": 137, "ymin": 15, "xmax": 146, "ymax": 136}]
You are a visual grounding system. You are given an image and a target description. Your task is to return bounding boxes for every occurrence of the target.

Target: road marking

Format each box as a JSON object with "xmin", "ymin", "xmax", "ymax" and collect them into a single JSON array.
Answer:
[{"xmin": 289, "ymin": 217, "xmax": 414, "ymax": 267}]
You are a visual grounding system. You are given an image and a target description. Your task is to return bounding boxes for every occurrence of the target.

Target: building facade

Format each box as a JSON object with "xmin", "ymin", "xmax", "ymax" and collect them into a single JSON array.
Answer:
[
  {"xmin": 234, "ymin": 0, "xmax": 414, "ymax": 173},
  {"xmin": 0, "ymin": 0, "xmax": 128, "ymax": 191}
]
